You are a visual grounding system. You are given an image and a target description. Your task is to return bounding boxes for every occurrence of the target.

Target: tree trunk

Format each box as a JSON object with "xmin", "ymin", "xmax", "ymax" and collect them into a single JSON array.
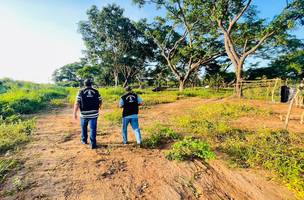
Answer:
[
  {"xmin": 235, "ymin": 63, "xmax": 243, "ymax": 98},
  {"xmin": 123, "ymin": 79, "xmax": 128, "ymax": 88},
  {"xmin": 114, "ymin": 71, "xmax": 119, "ymax": 87},
  {"xmin": 179, "ymin": 79, "xmax": 186, "ymax": 91}
]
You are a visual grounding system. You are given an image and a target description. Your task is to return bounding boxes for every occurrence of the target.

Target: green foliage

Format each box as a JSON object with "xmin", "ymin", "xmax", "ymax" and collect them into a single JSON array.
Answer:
[
  {"xmin": 78, "ymin": 4, "xmax": 155, "ymax": 87},
  {"xmin": 141, "ymin": 91, "xmax": 179, "ymax": 106},
  {"xmin": 0, "ymin": 87, "xmax": 68, "ymax": 118},
  {"xmin": 142, "ymin": 125, "xmax": 180, "ymax": 149},
  {"xmin": 220, "ymin": 129, "xmax": 304, "ymax": 198},
  {"xmin": 0, "ymin": 119, "xmax": 35, "ymax": 154},
  {"xmin": 52, "ymin": 62, "xmax": 84, "ymax": 86},
  {"xmin": 172, "ymin": 102, "xmax": 303, "ymax": 197},
  {"xmin": 0, "ymin": 159, "xmax": 19, "ymax": 183},
  {"xmin": 50, "ymin": 99, "xmax": 66, "ymax": 107},
  {"xmin": 165, "ymin": 136, "xmax": 215, "ymax": 161},
  {"xmin": 104, "ymin": 109, "xmax": 122, "ymax": 124},
  {"xmin": 179, "ymin": 88, "xmax": 233, "ymax": 99}
]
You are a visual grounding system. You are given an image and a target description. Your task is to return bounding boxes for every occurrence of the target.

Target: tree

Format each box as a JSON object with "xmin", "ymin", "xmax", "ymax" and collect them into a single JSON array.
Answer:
[
  {"xmin": 133, "ymin": 0, "xmax": 224, "ymax": 91},
  {"xmin": 52, "ymin": 62, "xmax": 84, "ymax": 86},
  {"xmin": 78, "ymin": 4, "xmax": 154, "ymax": 87},
  {"xmin": 203, "ymin": 0, "xmax": 304, "ymax": 97},
  {"xmin": 77, "ymin": 65, "xmax": 101, "ymax": 81}
]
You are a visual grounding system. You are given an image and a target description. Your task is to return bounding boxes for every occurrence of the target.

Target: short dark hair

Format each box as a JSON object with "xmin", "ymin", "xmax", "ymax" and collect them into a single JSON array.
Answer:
[
  {"xmin": 125, "ymin": 86, "xmax": 132, "ymax": 92},
  {"xmin": 84, "ymin": 79, "xmax": 93, "ymax": 87}
]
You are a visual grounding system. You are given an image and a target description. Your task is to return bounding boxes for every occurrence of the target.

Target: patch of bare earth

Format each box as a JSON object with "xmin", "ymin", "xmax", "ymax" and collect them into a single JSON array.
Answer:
[{"xmin": 0, "ymin": 98, "xmax": 297, "ymax": 200}]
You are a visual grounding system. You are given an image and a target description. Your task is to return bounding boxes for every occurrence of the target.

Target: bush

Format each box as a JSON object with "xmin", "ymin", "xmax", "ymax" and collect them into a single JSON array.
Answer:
[
  {"xmin": 142, "ymin": 125, "xmax": 180, "ymax": 148},
  {"xmin": 165, "ymin": 136, "xmax": 216, "ymax": 161}
]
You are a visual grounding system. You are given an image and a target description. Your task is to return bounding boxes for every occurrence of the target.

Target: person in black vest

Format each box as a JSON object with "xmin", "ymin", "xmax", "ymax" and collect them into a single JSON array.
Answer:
[
  {"xmin": 73, "ymin": 79, "xmax": 102, "ymax": 149},
  {"xmin": 119, "ymin": 86, "xmax": 143, "ymax": 145}
]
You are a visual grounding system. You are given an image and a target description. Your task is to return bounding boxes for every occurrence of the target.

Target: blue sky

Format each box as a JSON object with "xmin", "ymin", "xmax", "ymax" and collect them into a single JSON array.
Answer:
[{"xmin": 0, "ymin": 0, "xmax": 302, "ymax": 83}]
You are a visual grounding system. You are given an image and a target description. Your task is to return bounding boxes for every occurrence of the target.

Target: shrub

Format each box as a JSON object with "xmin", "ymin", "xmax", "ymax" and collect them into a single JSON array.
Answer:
[
  {"xmin": 142, "ymin": 125, "xmax": 180, "ymax": 148},
  {"xmin": 165, "ymin": 136, "xmax": 215, "ymax": 161}
]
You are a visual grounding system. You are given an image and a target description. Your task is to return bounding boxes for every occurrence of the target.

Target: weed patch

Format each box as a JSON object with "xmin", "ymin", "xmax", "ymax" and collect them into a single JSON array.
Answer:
[
  {"xmin": 165, "ymin": 136, "xmax": 215, "ymax": 161},
  {"xmin": 0, "ymin": 119, "xmax": 35, "ymax": 154},
  {"xmin": 142, "ymin": 125, "xmax": 180, "ymax": 148},
  {"xmin": 0, "ymin": 159, "xmax": 19, "ymax": 183}
]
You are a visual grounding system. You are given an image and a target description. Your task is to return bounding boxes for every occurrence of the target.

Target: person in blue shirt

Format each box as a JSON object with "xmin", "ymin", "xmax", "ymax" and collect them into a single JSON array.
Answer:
[{"xmin": 119, "ymin": 86, "xmax": 143, "ymax": 145}]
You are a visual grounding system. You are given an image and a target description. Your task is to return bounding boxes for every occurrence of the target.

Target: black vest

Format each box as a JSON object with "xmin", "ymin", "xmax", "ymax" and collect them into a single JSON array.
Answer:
[
  {"xmin": 79, "ymin": 88, "xmax": 100, "ymax": 112},
  {"xmin": 121, "ymin": 92, "xmax": 139, "ymax": 117}
]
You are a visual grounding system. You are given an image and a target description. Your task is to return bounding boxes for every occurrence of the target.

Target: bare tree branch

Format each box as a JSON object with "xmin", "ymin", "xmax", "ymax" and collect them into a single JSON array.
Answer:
[{"xmin": 242, "ymin": 31, "xmax": 275, "ymax": 59}]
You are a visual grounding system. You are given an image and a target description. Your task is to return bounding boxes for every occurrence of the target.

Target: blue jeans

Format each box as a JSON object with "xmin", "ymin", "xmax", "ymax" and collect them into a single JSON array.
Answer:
[
  {"xmin": 122, "ymin": 117, "xmax": 142, "ymax": 144},
  {"xmin": 80, "ymin": 117, "xmax": 97, "ymax": 147}
]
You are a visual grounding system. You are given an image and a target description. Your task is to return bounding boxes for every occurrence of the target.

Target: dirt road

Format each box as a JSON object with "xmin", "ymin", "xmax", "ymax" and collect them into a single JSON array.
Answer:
[{"xmin": 0, "ymin": 98, "xmax": 298, "ymax": 200}]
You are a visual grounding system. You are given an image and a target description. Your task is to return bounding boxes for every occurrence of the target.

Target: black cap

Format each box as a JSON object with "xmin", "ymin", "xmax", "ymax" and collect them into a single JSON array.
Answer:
[
  {"xmin": 125, "ymin": 86, "xmax": 132, "ymax": 92},
  {"xmin": 84, "ymin": 79, "xmax": 93, "ymax": 87}
]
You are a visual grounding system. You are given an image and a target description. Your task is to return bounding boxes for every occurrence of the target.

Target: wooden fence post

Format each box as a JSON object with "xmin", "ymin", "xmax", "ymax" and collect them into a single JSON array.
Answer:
[
  {"xmin": 271, "ymin": 78, "xmax": 279, "ymax": 103},
  {"xmin": 284, "ymin": 89, "xmax": 300, "ymax": 130}
]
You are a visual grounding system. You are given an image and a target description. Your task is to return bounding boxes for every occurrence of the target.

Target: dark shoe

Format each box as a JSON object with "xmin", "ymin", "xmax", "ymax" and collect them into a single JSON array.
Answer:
[
  {"xmin": 81, "ymin": 141, "xmax": 88, "ymax": 144},
  {"xmin": 91, "ymin": 145, "xmax": 97, "ymax": 149}
]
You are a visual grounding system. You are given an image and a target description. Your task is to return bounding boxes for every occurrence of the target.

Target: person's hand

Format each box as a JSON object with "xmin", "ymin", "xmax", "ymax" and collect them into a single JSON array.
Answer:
[{"xmin": 73, "ymin": 113, "xmax": 78, "ymax": 120}]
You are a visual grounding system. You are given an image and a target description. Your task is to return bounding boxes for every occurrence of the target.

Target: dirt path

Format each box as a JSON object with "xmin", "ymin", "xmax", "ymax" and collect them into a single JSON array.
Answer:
[{"xmin": 0, "ymin": 98, "xmax": 297, "ymax": 200}]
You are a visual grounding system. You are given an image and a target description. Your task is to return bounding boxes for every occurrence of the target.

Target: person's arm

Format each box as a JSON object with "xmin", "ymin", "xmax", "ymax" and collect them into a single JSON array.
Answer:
[
  {"xmin": 73, "ymin": 91, "xmax": 81, "ymax": 120},
  {"xmin": 73, "ymin": 102, "xmax": 80, "ymax": 120},
  {"xmin": 98, "ymin": 92, "xmax": 103, "ymax": 110},
  {"xmin": 119, "ymin": 98, "xmax": 124, "ymax": 108},
  {"xmin": 138, "ymin": 96, "xmax": 144, "ymax": 106}
]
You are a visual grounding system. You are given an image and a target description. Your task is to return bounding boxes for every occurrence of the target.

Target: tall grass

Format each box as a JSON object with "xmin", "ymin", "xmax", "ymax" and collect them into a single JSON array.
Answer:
[
  {"xmin": 0, "ymin": 81, "xmax": 67, "ymax": 183},
  {"xmin": 0, "ymin": 87, "xmax": 67, "ymax": 118},
  {"xmin": 179, "ymin": 88, "xmax": 233, "ymax": 99},
  {"xmin": 172, "ymin": 102, "xmax": 303, "ymax": 197},
  {"xmin": 67, "ymin": 87, "xmax": 232, "ymax": 108},
  {"xmin": 0, "ymin": 119, "xmax": 35, "ymax": 154}
]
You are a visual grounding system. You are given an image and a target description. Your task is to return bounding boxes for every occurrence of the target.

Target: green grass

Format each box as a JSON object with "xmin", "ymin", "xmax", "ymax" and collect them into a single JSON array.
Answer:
[
  {"xmin": 170, "ymin": 102, "xmax": 303, "ymax": 198},
  {"xmin": 142, "ymin": 125, "xmax": 180, "ymax": 148},
  {"xmin": 0, "ymin": 159, "xmax": 19, "ymax": 183},
  {"xmin": 220, "ymin": 129, "xmax": 304, "ymax": 197},
  {"xmin": 0, "ymin": 119, "xmax": 35, "ymax": 154},
  {"xmin": 179, "ymin": 88, "xmax": 233, "ymax": 99},
  {"xmin": 242, "ymin": 87, "xmax": 281, "ymax": 101},
  {"xmin": 104, "ymin": 109, "xmax": 122, "ymax": 124},
  {"xmin": 0, "ymin": 87, "xmax": 68, "ymax": 118},
  {"xmin": 165, "ymin": 136, "xmax": 216, "ymax": 161},
  {"xmin": 67, "ymin": 87, "xmax": 233, "ymax": 109}
]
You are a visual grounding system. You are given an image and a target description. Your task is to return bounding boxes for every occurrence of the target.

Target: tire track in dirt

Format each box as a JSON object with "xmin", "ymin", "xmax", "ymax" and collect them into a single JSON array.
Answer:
[{"xmin": 0, "ymin": 98, "xmax": 296, "ymax": 200}]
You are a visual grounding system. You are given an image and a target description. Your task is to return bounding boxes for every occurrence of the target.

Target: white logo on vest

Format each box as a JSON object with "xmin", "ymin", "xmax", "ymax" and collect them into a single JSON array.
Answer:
[
  {"xmin": 84, "ymin": 89, "xmax": 95, "ymax": 98},
  {"xmin": 126, "ymin": 95, "xmax": 136, "ymax": 103}
]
